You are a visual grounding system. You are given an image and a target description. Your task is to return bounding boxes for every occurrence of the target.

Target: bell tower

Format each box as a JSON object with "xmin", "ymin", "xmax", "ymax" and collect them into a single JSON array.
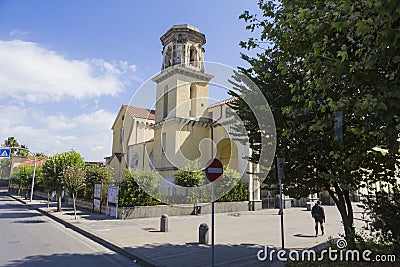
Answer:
[
  {"xmin": 161, "ymin": 24, "xmax": 205, "ymax": 72},
  {"xmin": 151, "ymin": 25, "xmax": 214, "ymax": 178}
]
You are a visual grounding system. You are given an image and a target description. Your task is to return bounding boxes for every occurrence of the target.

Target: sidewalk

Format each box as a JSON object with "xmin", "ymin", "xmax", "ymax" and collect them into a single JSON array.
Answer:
[{"xmin": 7, "ymin": 192, "xmax": 366, "ymax": 267}]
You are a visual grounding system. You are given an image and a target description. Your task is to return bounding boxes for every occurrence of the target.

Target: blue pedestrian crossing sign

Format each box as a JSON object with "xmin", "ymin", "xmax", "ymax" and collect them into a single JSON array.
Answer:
[{"xmin": 0, "ymin": 148, "xmax": 11, "ymax": 159}]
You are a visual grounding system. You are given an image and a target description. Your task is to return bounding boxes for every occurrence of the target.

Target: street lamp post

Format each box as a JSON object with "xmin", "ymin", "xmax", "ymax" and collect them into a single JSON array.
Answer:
[
  {"xmin": 29, "ymin": 154, "xmax": 37, "ymax": 202},
  {"xmin": 8, "ymin": 147, "xmax": 36, "ymax": 202}
]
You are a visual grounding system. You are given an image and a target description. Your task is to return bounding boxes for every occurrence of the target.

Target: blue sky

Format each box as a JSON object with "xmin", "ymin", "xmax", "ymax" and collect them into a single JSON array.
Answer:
[{"xmin": 0, "ymin": 1, "xmax": 261, "ymax": 161}]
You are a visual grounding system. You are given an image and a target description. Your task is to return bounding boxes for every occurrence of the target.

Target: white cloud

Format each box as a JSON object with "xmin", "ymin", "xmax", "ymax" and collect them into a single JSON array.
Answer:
[
  {"xmin": 0, "ymin": 106, "xmax": 115, "ymax": 161},
  {"xmin": 9, "ymin": 30, "xmax": 29, "ymax": 36},
  {"xmin": 0, "ymin": 39, "xmax": 138, "ymax": 103}
]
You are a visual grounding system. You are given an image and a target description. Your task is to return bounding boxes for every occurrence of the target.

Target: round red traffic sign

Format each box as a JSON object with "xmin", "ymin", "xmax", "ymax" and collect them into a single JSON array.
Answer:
[{"xmin": 205, "ymin": 158, "xmax": 223, "ymax": 182}]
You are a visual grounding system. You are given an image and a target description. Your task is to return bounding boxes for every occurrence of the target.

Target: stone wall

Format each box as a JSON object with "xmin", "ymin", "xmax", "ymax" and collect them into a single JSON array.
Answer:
[
  {"xmin": 118, "ymin": 201, "xmax": 251, "ymax": 219},
  {"xmin": 33, "ymin": 190, "xmax": 257, "ymax": 219}
]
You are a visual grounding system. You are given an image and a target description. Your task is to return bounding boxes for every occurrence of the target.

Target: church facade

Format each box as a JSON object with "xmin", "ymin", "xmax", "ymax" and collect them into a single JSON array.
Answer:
[{"xmin": 106, "ymin": 25, "xmax": 262, "ymax": 208}]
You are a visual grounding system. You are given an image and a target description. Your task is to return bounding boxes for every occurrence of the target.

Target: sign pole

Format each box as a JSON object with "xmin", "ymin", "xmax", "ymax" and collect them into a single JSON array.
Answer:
[
  {"xmin": 116, "ymin": 186, "xmax": 119, "ymax": 219},
  {"xmin": 279, "ymin": 175, "xmax": 284, "ymax": 250},
  {"xmin": 211, "ymin": 182, "xmax": 215, "ymax": 267},
  {"xmin": 276, "ymin": 157, "xmax": 285, "ymax": 250},
  {"xmin": 205, "ymin": 158, "xmax": 223, "ymax": 267}
]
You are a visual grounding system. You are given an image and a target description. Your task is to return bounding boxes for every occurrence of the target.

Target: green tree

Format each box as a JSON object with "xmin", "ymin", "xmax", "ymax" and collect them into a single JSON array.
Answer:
[
  {"xmin": 365, "ymin": 184, "xmax": 400, "ymax": 256},
  {"xmin": 10, "ymin": 165, "xmax": 42, "ymax": 197},
  {"xmin": 4, "ymin": 137, "xmax": 19, "ymax": 155},
  {"xmin": 10, "ymin": 166, "xmax": 29, "ymax": 196},
  {"xmin": 61, "ymin": 165, "xmax": 85, "ymax": 220},
  {"xmin": 233, "ymin": 0, "xmax": 400, "ymax": 248},
  {"xmin": 217, "ymin": 167, "xmax": 249, "ymax": 202},
  {"xmin": 83, "ymin": 164, "xmax": 114, "ymax": 203},
  {"xmin": 4, "ymin": 137, "xmax": 29, "ymax": 156},
  {"xmin": 35, "ymin": 152, "xmax": 47, "ymax": 157},
  {"xmin": 42, "ymin": 151, "xmax": 85, "ymax": 211}
]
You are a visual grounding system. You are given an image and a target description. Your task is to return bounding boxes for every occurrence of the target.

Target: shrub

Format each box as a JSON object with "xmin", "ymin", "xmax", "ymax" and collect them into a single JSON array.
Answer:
[
  {"xmin": 174, "ymin": 160, "xmax": 205, "ymax": 187},
  {"xmin": 118, "ymin": 169, "xmax": 161, "ymax": 207},
  {"xmin": 365, "ymin": 183, "xmax": 400, "ymax": 257},
  {"xmin": 216, "ymin": 167, "xmax": 249, "ymax": 202}
]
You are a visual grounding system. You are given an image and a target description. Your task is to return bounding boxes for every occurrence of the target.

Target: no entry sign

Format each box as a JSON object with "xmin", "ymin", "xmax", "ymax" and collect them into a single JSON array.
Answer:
[{"xmin": 205, "ymin": 158, "xmax": 223, "ymax": 182}]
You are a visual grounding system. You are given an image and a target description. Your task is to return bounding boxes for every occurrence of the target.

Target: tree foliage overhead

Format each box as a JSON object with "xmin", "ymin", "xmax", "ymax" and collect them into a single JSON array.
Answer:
[{"xmin": 232, "ymin": 0, "xmax": 400, "ymax": 247}]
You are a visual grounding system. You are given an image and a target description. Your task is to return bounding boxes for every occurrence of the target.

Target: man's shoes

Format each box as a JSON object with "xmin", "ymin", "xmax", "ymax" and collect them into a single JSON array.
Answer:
[{"xmin": 322, "ymin": 231, "xmax": 324, "ymax": 235}]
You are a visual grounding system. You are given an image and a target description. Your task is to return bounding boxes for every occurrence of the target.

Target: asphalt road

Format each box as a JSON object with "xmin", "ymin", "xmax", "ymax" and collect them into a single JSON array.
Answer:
[{"xmin": 0, "ymin": 192, "xmax": 137, "ymax": 267}]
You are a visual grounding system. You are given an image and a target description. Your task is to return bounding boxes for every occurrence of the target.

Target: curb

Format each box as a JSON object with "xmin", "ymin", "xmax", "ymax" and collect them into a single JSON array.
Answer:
[{"xmin": 7, "ymin": 193, "xmax": 161, "ymax": 267}]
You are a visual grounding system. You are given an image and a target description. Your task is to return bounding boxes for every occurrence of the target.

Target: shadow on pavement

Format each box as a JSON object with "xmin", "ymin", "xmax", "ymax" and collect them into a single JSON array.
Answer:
[
  {"xmin": 293, "ymin": 233, "xmax": 316, "ymax": 238},
  {"xmin": 2, "ymin": 252, "xmax": 134, "ymax": 267},
  {"xmin": 0, "ymin": 212, "xmax": 43, "ymax": 219},
  {"xmin": 62, "ymin": 210, "xmax": 114, "ymax": 221},
  {"xmin": 11, "ymin": 219, "xmax": 48, "ymax": 224},
  {"xmin": 123, "ymin": 242, "xmax": 279, "ymax": 267}
]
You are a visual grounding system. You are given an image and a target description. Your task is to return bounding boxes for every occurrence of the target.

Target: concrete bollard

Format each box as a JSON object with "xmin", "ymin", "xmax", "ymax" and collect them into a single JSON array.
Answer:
[
  {"xmin": 160, "ymin": 214, "xmax": 168, "ymax": 232},
  {"xmin": 199, "ymin": 223, "xmax": 209, "ymax": 245}
]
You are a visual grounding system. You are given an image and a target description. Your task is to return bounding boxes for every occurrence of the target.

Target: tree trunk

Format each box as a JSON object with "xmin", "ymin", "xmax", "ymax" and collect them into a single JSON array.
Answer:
[
  {"xmin": 326, "ymin": 183, "xmax": 356, "ymax": 249},
  {"xmin": 72, "ymin": 191, "xmax": 77, "ymax": 220},
  {"xmin": 343, "ymin": 189, "xmax": 356, "ymax": 249},
  {"xmin": 47, "ymin": 192, "xmax": 50, "ymax": 209},
  {"xmin": 56, "ymin": 190, "xmax": 62, "ymax": 212}
]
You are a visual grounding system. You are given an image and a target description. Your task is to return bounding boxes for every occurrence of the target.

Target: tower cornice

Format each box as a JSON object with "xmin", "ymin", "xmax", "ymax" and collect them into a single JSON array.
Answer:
[
  {"xmin": 160, "ymin": 24, "xmax": 206, "ymax": 46},
  {"xmin": 151, "ymin": 64, "xmax": 214, "ymax": 84}
]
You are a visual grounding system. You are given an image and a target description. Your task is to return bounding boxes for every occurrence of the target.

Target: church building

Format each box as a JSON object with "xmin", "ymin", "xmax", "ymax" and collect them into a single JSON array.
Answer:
[{"xmin": 106, "ymin": 25, "xmax": 262, "ymax": 209}]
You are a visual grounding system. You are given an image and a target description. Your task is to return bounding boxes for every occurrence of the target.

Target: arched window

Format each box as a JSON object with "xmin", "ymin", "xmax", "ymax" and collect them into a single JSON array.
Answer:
[
  {"xmin": 163, "ymin": 85, "xmax": 168, "ymax": 119},
  {"xmin": 175, "ymin": 44, "xmax": 182, "ymax": 64},
  {"xmin": 189, "ymin": 46, "xmax": 197, "ymax": 67},
  {"xmin": 164, "ymin": 47, "xmax": 172, "ymax": 68}
]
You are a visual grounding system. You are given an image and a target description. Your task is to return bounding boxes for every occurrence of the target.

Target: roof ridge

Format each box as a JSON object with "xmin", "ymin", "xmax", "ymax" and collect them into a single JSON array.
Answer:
[{"xmin": 207, "ymin": 97, "xmax": 236, "ymax": 109}]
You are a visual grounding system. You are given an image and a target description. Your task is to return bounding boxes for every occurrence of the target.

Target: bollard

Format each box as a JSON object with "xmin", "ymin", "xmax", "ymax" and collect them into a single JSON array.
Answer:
[
  {"xmin": 160, "ymin": 214, "xmax": 168, "ymax": 232},
  {"xmin": 196, "ymin": 205, "xmax": 202, "ymax": 215},
  {"xmin": 199, "ymin": 223, "xmax": 209, "ymax": 245}
]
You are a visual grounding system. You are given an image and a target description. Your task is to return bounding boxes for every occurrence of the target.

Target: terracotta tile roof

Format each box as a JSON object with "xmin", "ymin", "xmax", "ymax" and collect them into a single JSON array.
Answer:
[
  {"xmin": 123, "ymin": 105, "xmax": 155, "ymax": 120},
  {"xmin": 14, "ymin": 158, "xmax": 47, "ymax": 168},
  {"xmin": 207, "ymin": 97, "xmax": 236, "ymax": 109}
]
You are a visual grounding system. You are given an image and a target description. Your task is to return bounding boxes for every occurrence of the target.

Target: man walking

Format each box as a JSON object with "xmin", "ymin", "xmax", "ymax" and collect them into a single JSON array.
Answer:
[{"xmin": 311, "ymin": 200, "xmax": 325, "ymax": 237}]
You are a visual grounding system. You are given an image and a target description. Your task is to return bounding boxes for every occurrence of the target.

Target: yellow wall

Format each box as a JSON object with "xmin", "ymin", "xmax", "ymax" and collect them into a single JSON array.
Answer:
[
  {"xmin": 110, "ymin": 106, "xmax": 155, "ymax": 181},
  {"xmin": 216, "ymin": 138, "xmax": 238, "ymax": 171},
  {"xmin": 127, "ymin": 140, "xmax": 154, "ymax": 171}
]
